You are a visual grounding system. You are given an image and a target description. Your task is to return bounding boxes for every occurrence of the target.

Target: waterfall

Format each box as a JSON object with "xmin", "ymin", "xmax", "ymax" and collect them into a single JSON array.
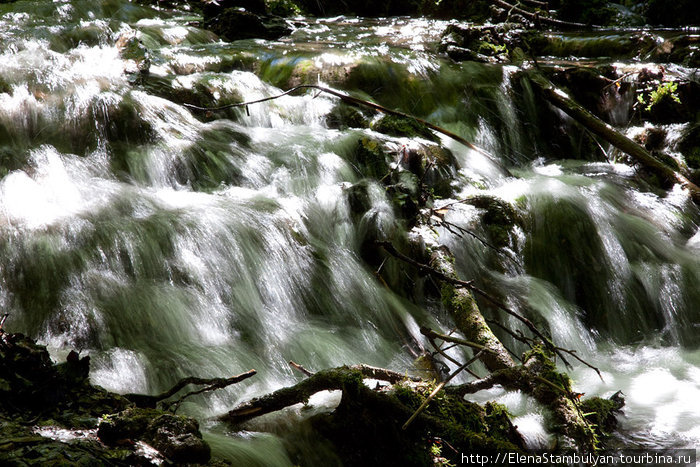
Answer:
[{"xmin": 2, "ymin": 1, "xmax": 700, "ymax": 462}]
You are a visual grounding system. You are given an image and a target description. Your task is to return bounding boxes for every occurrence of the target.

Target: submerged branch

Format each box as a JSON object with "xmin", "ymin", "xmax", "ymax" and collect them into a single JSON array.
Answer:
[{"xmin": 183, "ymin": 84, "xmax": 510, "ymax": 173}]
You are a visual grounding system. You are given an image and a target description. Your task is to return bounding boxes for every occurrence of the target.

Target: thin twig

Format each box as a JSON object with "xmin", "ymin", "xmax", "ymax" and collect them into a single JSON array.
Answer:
[
  {"xmin": 402, "ymin": 350, "xmax": 484, "ymax": 430},
  {"xmin": 376, "ymin": 241, "xmax": 474, "ymax": 289},
  {"xmin": 420, "ymin": 327, "xmax": 497, "ymax": 355},
  {"xmin": 379, "ymin": 240, "xmax": 580, "ymax": 369},
  {"xmin": 126, "ymin": 370, "xmax": 257, "ymax": 408},
  {"xmin": 426, "ymin": 335, "xmax": 481, "ymax": 379},
  {"xmin": 554, "ymin": 347, "xmax": 604, "ymax": 381}
]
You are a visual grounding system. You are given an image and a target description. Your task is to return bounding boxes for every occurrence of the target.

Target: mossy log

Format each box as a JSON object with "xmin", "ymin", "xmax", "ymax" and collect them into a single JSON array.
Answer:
[
  {"xmin": 429, "ymin": 246, "xmax": 515, "ymax": 372},
  {"xmin": 221, "ymin": 365, "xmax": 524, "ymax": 464},
  {"xmin": 528, "ymin": 71, "xmax": 700, "ymax": 204},
  {"xmin": 405, "ymin": 243, "xmax": 603, "ymax": 450},
  {"xmin": 222, "ymin": 365, "xmax": 420, "ymax": 424}
]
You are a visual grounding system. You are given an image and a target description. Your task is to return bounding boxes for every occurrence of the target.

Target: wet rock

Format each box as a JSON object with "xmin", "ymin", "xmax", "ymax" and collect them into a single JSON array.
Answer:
[
  {"xmin": 326, "ymin": 103, "xmax": 370, "ymax": 130},
  {"xmin": 549, "ymin": 66, "xmax": 619, "ymax": 121},
  {"xmin": 679, "ymin": 123, "xmax": 700, "ymax": 170},
  {"xmin": 634, "ymin": 126, "xmax": 667, "ymax": 152},
  {"xmin": 440, "ymin": 24, "xmax": 510, "ymax": 63},
  {"xmin": 372, "ymin": 115, "xmax": 438, "ymax": 143},
  {"xmin": 519, "ymin": 30, "xmax": 656, "ymax": 60},
  {"xmin": 651, "ymin": 35, "xmax": 700, "ymax": 68},
  {"xmin": 116, "ymin": 34, "xmax": 151, "ymax": 75},
  {"xmin": 0, "ymin": 332, "xmax": 214, "ymax": 465},
  {"xmin": 98, "ymin": 408, "xmax": 211, "ymax": 464},
  {"xmin": 462, "ymin": 195, "xmax": 522, "ymax": 249},
  {"xmin": 636, "ymin": 80, "xmax": 700, "ymax": 124},
  {"xmin": 146, "ymin": 413, "xmax": 211, "ymax": 464},
  {"xmin": 203, "ymin": 2, "xmax": 291, "ymax": 41}
]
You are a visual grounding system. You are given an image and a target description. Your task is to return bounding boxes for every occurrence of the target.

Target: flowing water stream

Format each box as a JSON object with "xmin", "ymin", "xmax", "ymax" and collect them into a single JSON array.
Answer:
[{"xmin": 2, "ymin": 1, "xmax": 700, "ymax": 463}]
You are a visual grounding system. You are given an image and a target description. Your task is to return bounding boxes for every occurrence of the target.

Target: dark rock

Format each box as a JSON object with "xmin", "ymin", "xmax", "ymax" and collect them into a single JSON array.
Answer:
[
  {"xmin": 679, "ymin": 123, "xmax": 700, "ymax": 170},
  {"xmin": 204, "ymin": 8, "xmax": 291, "ymax": 41},
  {"xmin": 549, "ymin": 66, "xmax": 618, "ymax": 121},
  {"xmin": 146, "ymin": 413, "xmax": 211, "ymax": 464},
  {"xmin": 440, "ymin": 24, "xmax": 509, "ymax": 63},
  {"xmin": 651, "ymin": 35, "xmax": 700, "ymax": 68},
  {"xmin": 644, "ymin": 0, "xmax": 700, "ymax": 27},
  {"xmin": 203, "ymin": 0, "xmax": 268, "ymax": 16},
  {"xmin": 557, "ymin": 0, "xmax": 616, "ymax": 25},
  {"xmin": 326, "ymin": 103, "xmax": 369, "ymax": 130},
  {"xmin": 634, "ymin": 126, "xmax": 667, "ymax": 151},
  {"xmin": 98, "ymin": 407, "xmax": 211, "ymax": 464},
  {"xmin": 463, "ymin": 195, "xmax": 522, "ymax": 249}
]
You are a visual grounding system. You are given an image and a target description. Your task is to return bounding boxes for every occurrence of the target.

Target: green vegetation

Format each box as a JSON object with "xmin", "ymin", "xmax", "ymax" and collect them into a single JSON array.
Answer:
[{"xmin": 637, "ymin": 81, "xmax": 682, "ymax": 112}]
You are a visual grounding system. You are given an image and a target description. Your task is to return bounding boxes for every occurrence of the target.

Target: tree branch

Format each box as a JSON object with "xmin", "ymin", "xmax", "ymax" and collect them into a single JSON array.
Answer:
[
  {"xmin": 183, "ymin": 84, "xmax": 510, "ymax": 174},
  {"xmin": 126, "ymin": 370, "xmax": 257, "ymax": 408}
]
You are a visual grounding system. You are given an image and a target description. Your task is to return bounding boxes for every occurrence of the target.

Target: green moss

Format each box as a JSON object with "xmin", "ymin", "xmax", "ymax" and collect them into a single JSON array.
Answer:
[
  {"xmin": 266, "ymin": 0, "xmax": 302, "ymax": 16},
  {"xmin": 326, "ymin": 103, "xmax": 369, "ymax": 130},
  {"xmin": 372, "ymin": 115, "xmax": 438, "ymax": 142},
  {"xmin": 463, "ymin": 195, "xmax": 520, "ymax": 248},
  {"xmin": 523, "ymin": 344, "xmax": 572, "ymax": 397},
  {"xmin": 580, "ymin": 396, "xmax": 620, "ymax": 436},
  {"xmin": 354, "ymin": 137, "xmax": 391, "ymax": 179}
]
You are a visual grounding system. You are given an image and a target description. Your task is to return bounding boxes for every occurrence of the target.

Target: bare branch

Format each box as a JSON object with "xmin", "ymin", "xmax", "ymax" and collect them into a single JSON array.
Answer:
[
  {"xmin": 183, "ymin": 84, "xmax": 510, "ymax": 174},
  {"xmin": 126, "ymin": 370, "xmax": 257, "ymax": 408},
  {"xmin": 289, "ymin": 361, "xmax": 315, "ymax": 377}
]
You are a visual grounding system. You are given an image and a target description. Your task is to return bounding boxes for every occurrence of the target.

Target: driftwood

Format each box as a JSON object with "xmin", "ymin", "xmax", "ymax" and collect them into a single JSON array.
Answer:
[
  {"xmin": 379, "ymin": 235, "xmax": 606, "ymax": 449},
  {"xmin": 528, "ymin": 72, "xmax": 700, "ymax": 204},
  {"xmin": 126, "ymin": 370, "xmax": 257, "ymax": 409}
]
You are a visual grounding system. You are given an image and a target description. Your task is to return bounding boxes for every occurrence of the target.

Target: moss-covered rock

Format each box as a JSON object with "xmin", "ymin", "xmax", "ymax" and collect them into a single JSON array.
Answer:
[
  {"xmin": 463, "ymin": 195, "xmax": 522, "ymax": 249},
  {"xmin": 440, "ymin": 24, "xmax": 510, "ymax": 63},
  {"xmin": 679, "ymin": 123, "xmax": 700, "ymax": 170},
  {"xmin": 0, "ymin": 332, "xmax": 214, "ymax": 465},
  {"xmin": 580, "ymin": 393, "xmax": 625, "ymax": 437},
  {"xmin": 326, "ymin": 102, "xmax": 370, "ymax": 130},
  {"xmin": 372, "ymin": 115, "xmax": 438, "ymax": 143},
  {"xmin": 306, "ymin": 376, "xmax": 523, "ymax": 466},
  {"xmin": 98, "ymin": 408, "xmax": 211, "ymax": 464}
]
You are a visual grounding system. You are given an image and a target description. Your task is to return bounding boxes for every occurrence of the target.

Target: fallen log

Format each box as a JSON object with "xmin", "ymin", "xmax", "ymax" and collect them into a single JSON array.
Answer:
[
  {"xmin": 527, "ymin": 72, "xmax": 700, "ymax": 203},
  {"xmin": 221, "ymin": 364, "xmax": 421, "ymax": 424}
]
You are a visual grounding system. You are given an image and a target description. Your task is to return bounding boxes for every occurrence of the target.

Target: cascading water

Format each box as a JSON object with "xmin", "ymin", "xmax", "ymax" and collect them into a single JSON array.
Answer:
[{"xmin": 2, "ymin": 0, "xmax": 700, "ymax": 463}]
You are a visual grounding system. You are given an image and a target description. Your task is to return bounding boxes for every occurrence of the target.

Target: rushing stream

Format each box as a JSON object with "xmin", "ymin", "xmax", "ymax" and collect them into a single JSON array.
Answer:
[{"xmin": 2, "ymin": 0, "xmax": 700, "ymax": 463}]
